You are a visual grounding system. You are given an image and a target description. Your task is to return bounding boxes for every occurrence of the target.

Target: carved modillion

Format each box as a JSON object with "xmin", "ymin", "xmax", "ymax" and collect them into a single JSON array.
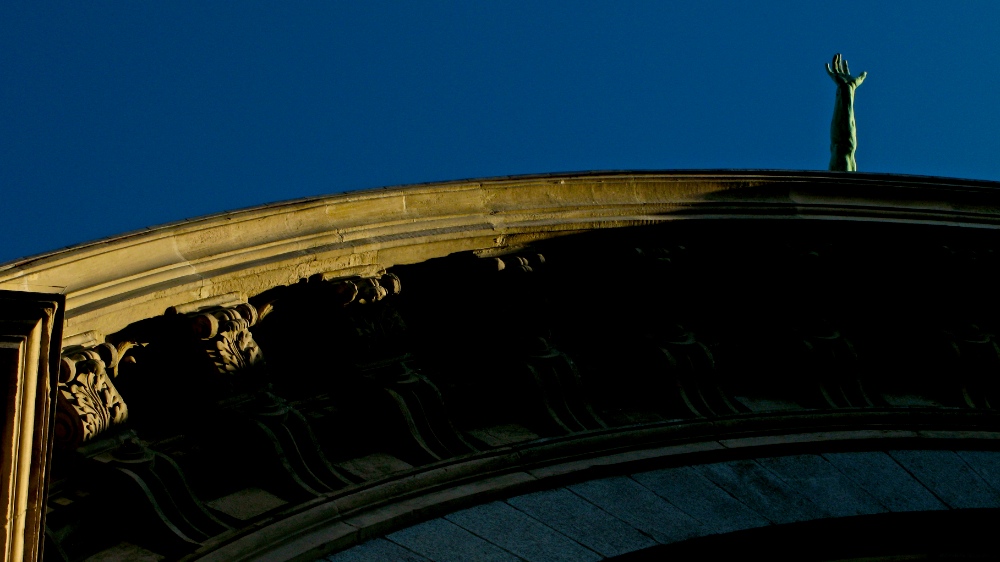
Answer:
[
  {"xmin": 307, "ymin": 272, "xmax": 401, "ymax": 306},
  {"xmin": 190, "ymin": 302, "xmax": 264, "ymax": 375},
  {"xmin": 56, "ymin": 343, "xmax": 129, "ymax": 448},
  {"xmin": 167, "ymin": 298, "xmax": 356, "ymax": 499}
]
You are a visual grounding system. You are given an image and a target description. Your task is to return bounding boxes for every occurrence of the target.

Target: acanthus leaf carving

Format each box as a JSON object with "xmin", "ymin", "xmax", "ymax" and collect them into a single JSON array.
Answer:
[
  {"xmin": 56, "ymin": 343, "xmax": 129, "ymax": 448},
  {"xmin": 190, "ymin": 302, "xmax": 264, "ymax": 376}
]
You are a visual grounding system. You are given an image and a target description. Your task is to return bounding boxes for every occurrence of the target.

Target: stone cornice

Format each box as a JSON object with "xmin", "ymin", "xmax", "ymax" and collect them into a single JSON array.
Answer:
[
  {"xmin": 3, "ymin": 170, "xmax": 1000, "ymax": 342},
  {"xmin": 22, "ymin": 180, "xmax": 1000, "ymax": 560}
]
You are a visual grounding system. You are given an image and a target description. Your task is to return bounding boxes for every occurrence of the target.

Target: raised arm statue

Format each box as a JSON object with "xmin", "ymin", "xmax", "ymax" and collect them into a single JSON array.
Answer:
[{"xmin": 826, "ymin": 53, "xmax": 866, "ymax": 171}]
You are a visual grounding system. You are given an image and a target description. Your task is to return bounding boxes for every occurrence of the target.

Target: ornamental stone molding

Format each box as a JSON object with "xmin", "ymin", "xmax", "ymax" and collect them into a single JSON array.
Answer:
[
  {"xmin": 1, "ymin": 171, "xmax": 1000, "ymax": 338},
  {"xmin": 5, "ymin": 171, "xmax": 1000, "ymax": 560},
  {"xmin": 55, "ymin": 343, "xmax": 129, "ymax": 449}
]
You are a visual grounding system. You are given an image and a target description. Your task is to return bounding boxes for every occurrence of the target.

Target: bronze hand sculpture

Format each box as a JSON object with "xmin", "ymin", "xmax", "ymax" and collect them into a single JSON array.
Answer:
[{"xmin": 826, "ymin": 53, "xmax": 866, "ymax": 171}]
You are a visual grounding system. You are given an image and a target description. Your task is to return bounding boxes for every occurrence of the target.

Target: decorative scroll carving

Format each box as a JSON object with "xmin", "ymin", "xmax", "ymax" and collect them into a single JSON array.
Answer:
[
  {"xmin": 308, "ymin": 272, "xmax": 402, "ymax": 306},
  {"xmin": 190, "ymin": 302, "xmax": 264, "ymax": 375},
  {"xmin": 56, "ymin": 343, "xmax": 129, "ymax": 448},
  {"xmin": 308, "ymin": 274, "xmax": 407, "ymax": 357},
  {"xmin": 492, "ymin": 253, "xmax": 545, "ymax": 273},
  {"xmin": 142, "ymin": 298, "xmax": 356, "ymax": 499},
  {"xmin": 47, "ymin": 209, "xmax": 1000, "ymax": 561}
]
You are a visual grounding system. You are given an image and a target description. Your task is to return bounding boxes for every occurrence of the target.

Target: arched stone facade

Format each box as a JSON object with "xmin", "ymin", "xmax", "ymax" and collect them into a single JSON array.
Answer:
[{"xmin": 2, "ymin": 171, "xmax": 1000, "ymax": 561}]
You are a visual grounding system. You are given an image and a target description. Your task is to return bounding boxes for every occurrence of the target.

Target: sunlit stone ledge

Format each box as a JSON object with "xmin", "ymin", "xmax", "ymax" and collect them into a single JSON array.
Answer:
[{"xmin": 4, "ymin": 170, "xmax": 1000, "ymax": 338}]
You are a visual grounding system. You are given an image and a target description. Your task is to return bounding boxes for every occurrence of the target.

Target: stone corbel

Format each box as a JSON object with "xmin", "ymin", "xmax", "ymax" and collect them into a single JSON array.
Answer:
[
  {"xmin": 166, "ymin": 296, "xmax": 266, "ymax": 377},
  {"xmin": 56, "ymin": 341, "xmax": 129, "ymax": 449},
  {"xmin": 161, "ymin": 296, "xmax": 354, "ymax": 497},
  {"xmin": 308, "ymin": 272, "xmax": 402, "ymax": 306},
  {"xmin": 491, "ymin": 253, "xmax": 545, "ymax": 274},
  {"xmin": 193, "ymin": 303, "xmax": 264, "ymax": 375}
]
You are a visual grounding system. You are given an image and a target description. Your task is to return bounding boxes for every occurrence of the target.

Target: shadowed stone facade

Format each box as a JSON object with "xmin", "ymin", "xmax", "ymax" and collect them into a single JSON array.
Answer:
[{"xmin": 2, "ymin": 171, "xmax": 1000, "ymax": 560}]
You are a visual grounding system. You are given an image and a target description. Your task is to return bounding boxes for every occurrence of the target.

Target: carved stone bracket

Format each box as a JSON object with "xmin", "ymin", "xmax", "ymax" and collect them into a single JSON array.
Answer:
[
  {"xmin": 56, "ymin": 343, "xmax": 129, "ymax": 449},
  {"xmin": 308, "ymin": 272, "xmax": 402, "ymax": 306},
  {"xmin": 152, "ymin": 298, "xmax": 358, "ymax": 500},
  {"xmin": 492, "ymin": 253, "xmax": 545, "ymax": 274},
  {"xmin": 187, "ymin": 302, "xmax": 265, "ymax": 376}
]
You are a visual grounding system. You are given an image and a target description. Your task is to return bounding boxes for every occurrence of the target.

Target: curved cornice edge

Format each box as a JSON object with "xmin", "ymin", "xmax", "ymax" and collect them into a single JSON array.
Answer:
[{"xmin": 3, "ymin": 170, "xmax": 999, "ymax": 336}]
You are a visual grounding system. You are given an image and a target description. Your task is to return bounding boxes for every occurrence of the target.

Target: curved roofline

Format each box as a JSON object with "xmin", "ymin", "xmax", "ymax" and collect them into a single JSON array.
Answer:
[
  {"xmin": 3, "ymin": 169, "xmax": 1000, "ymax": 337},
  {"xmin": 5, "ymin": 169, "xmax": 997, "ymax": 270}
]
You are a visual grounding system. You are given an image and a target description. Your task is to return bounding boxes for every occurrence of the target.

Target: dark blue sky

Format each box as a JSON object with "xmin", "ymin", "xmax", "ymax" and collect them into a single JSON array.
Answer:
[{"xmin": 3, "ymin": 2, "xmax": 999, "ymax": 263}]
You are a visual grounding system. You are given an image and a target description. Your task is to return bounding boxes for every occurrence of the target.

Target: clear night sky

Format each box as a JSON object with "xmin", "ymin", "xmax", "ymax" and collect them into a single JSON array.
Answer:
[{"xmin": 2, "ymin": 2, "xmax": 999, "ymax": 263}]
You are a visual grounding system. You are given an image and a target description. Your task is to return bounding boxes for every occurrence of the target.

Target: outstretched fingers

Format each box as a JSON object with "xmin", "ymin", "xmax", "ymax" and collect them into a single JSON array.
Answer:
[
  {"xmin": 827, "ymin": 53, "xmax": 866, "ymax": 86},
  {"xmin": 827, "ymin": 54, "xmax": 842, "ymax": 81}
]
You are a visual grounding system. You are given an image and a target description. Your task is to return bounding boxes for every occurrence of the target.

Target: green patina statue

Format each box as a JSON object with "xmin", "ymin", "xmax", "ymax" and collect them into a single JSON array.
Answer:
[{"xmin": 826, "ymin": 53, "xmax": 866, "ymax": 171}]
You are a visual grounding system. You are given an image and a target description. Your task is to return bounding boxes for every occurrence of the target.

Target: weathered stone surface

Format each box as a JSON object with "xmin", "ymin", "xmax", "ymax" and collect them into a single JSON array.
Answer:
[
  {"xmin": 445, "ymin": 501, "xmax": 600, "ymax": 562},
  {"xmin": 696, "ymin": 460, "xmax": 820, "ymax": 524},
  {"xmin": 325, "ymin": 538, "xmax": 429, "ymax": 562},
  {"xmin": 6, "ymin": 171, "xmax": 1000, "ymax": 338},
  {"xmin": 631, "ymin": 465, "xmax": 770, "ymax": 533},
  {"xmin": 956, "ymin": 450, "xmax": 1000, "ymax": 492},
  {"xmin": 315, "ymin": 446, "xmax": 1000, "ymax": 562},
  {"xmin": 506, "ymin": 487, "xmax": 658, "ymax": 557},
  {"xmin": 23, "ymin": 171, "xmax": 1000, "ymax": 562},
  {"xmin": 206, "ymin": 487, "xmax": 288, "ymax": 521},
  {"xmin": 335, "ymin": 453, "xmax": 413, "ymax": 481},
  {"xmin": 821, "ymin": 451, "xmax": 947, "ymax": 512},
  {"xmin": 756, "ymin": 454, "xmax": 886, "ymax": 517},
  {"xmin": 888, "ymin": 449, "xmax": 1000, "ymax": 509},
  {"xmin": 57, "ymin": 344, "xmax": 129, "ymax": 448},
  {"xmin": 386, "ymin": 518, "xmax": 520, "ymax": 562},
  {"xmin": 568, "ymin": 476, "xmax": 704, "ymax": 544},
  {"xmin": 0, "ymin": 291, "xmax": 63, "ymax": 562}
]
